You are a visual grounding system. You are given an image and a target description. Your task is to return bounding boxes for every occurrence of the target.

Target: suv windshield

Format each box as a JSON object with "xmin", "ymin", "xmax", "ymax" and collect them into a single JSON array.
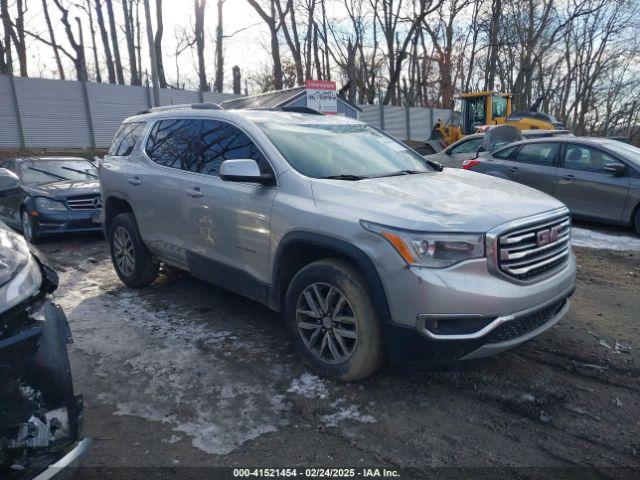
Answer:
[
  {"xmin": 258, "ymin": 122, "xmax": 432, "ymax": 179},
  {"xmin": 20, "ymin": 160, "xmax": 98, "ymax": 185}
]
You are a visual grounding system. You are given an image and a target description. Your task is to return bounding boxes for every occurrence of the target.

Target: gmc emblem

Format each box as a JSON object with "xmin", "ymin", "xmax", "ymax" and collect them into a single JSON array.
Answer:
[{"xmin": 537, "ymin": 226, "xmax": 561, "ymax": 246}]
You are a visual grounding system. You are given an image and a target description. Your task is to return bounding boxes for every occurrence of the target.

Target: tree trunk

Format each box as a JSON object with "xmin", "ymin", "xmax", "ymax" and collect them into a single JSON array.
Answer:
[
  {"xmin": 232, "ymin": 65, "xmax": 241, "ymax": 94},
  {"xmin": 95, "ymin": 0, "xmax": 116, "ymax": 83},
  {"xmin": 154, "ymin": 0, "xmax": 167, "ymax": 88},
  {"xmin": 0, "ymin": 0, "xmax": 13, "ymax": 74},
  {"xmin": 485, "ymin": 0, "xmax": 501, "ymax": 90},
  {"xmin": 143, "ymin": 0, "xmax": 160, "ymax": 105},
  {"xmin": 85, "ymin": 0, "xmax": 101, "ymax": 82},
  {"xmin": 194, "ymin": 0, "xmax": 208, "ymax": 91},
  {"xmin": 42, "ymin": 0, "xmax": 65, "ymax": 79},
  {"xmin": 214, "ymin": 0, "xmax": 224, "ymax": 92},
  {"xmin": 105, "ymin": 0, "xmax": 125, "ymax": 84},
  {"xmin": 122, "ymin": 0, "xmax": 140, "ymax": 84}
]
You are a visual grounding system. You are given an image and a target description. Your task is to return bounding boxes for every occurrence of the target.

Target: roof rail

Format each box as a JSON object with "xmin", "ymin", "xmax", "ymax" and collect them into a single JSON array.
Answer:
[{"xmin": 135, "ymin": 103, "xmax": 223, "ymax": 115}]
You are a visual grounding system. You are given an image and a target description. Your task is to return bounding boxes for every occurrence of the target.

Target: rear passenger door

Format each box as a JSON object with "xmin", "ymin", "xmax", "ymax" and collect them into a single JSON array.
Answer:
[
  {"xmin": 501, "ymin": 142, "xmax": 559, "ymax": 195},
  {"xmin": 139, "ymin": 118, "xmax": 201, "ymax": 267},
  {"xmin": 554, "ymin": 143, "xmax": 630, "ymax": 221},
  {"xmin": 182, "ymin": 119, "xmax": 277, "ymax": 302}
]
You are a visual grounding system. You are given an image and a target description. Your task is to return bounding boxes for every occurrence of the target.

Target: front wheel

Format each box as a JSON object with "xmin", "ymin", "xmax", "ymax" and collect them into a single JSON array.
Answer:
[
  {"xmin": 109, "ymin": 213, "xmax": 159, "ymax": 288},
  {"xmin": 634, "ymin": 208, "xmax": 640, "ymax": 236},
  {"xmin": 284, "ymin": 259, "xmax": 386, "ymax": 381},
  {"xmin": 21, "ymin": 208, "xmax": 42, "ymax": 244}
]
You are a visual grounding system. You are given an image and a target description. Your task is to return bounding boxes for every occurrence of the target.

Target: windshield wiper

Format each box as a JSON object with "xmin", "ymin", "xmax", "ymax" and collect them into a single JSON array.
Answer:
[
  {"xmin": 320, "ymin": 174, "xmax": 368, "ymax": 181},
  {"xmin": 61, "ymin": 166, "xmax": 98, "ymax": 178},
  {"xmin": 373, "ymin": 169, "xmax": 427, "ymax": 178},
  {"xmin": 27, "ymin": 166, "xmax": 69, "ymax": 181}
]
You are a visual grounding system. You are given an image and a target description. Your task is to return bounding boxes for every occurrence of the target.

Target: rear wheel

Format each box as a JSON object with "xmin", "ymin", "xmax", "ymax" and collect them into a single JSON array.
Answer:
[
  {"xmin": 284, "ymin": 259, "xmax": 385, "ymax": 381},
  {"xmin": 634, "ymin": 207, "xmax": 640, "ymax": 236},
  {"xmin": 21, "ymin": 208, "xmax": 42, "ymax": 244},
  {"xmin": 109, "ymin": 213, "xmax": 159, "ymax": 287}
]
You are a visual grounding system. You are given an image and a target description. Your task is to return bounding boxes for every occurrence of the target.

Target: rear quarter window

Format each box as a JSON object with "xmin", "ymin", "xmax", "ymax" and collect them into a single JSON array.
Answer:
[{"xmin": 108, "ymin": 122, "xmax": 146, "ymax": 156}]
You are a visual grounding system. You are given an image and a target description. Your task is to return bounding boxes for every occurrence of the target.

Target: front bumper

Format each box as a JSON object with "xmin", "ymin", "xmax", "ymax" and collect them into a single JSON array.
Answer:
[
  {"xmin": 380, "ymin": 251, "xmax": 576, "ymax": 364},
  {"xmin": 33, "ymin": 209, "xmax": 102, "ymax": 234}
]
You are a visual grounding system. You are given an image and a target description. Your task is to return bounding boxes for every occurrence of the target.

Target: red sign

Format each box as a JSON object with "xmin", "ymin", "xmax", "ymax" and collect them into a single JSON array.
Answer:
[{"xmin": 305, "ymin": 80, "xmax": 336, "ymax": 90}]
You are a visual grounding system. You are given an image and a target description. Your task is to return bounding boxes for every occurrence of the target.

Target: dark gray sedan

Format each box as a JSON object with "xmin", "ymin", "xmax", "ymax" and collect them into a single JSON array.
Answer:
[
  {"xmin": 0, "ymin": 157, "xmax": 102, "ymax": 243},
  {"xmin": 464, "ymin": 137, "xmax": 640, "ymax": 235}
]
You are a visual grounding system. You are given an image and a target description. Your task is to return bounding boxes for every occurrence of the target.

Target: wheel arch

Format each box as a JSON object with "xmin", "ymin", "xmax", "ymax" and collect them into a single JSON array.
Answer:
[
  {"xmin": 270, "ymin": 232, "xmax": 391, "ymax": 322},
  {"xmin": 103, "ymin": 194, "xmax": 135, "ymax": 238}
]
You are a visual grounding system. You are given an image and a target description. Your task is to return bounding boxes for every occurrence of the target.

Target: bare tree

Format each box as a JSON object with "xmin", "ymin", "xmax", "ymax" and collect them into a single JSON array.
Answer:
[
  {"xmin": 42, "ymin": 0, "xmax": 65, "ymax": 79},
  {"xmin": 246, "ymin": 0, "xmax": 284, "ymax": 90},
  {"xmin": 122, "ymin": 0, "xmax": 141, "ymax": 84},
  {"xmin": 214, "ymin": 0, "xmax": 225, "ymax": 92},
  {"xmin": 154, "ymin": 0, "xmax": 167, "ymax": 88},
  {"xmin": 194, "ymin": 0, "xmax": 208, "ymax": 91},
  {"xmin": 105, "ymin": 0, "xmax": 125, "ymax": 83},
  {"xmin": 95, "ymin": 0, "xmax": 116, "ymax": 83},
  {"xmin": 2, "ymin": 0, "xmax": 27, "ymax": 75}
]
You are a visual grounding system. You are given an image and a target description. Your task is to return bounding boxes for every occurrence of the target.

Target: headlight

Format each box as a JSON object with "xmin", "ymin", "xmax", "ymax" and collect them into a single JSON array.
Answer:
[
  {"xmin": 35, "ymin": 197, "xmax": 67, "ymax": 211},
  {"xmin": 0, "ymin": 227, "xmax": 42, "ymax": 313},
  {"xmin": 0, "ymin": 227, "xmax": 31, "ymax": 287},
  {"xmin": 361, "ymin": 221, "xmax": 485, "ymax": 268}
]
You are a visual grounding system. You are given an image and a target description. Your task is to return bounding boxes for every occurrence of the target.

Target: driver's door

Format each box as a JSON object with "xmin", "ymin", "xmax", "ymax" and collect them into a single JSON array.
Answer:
[{"xmin": 182, "ymin": 119, "xmax": 277, "ymax": 302}]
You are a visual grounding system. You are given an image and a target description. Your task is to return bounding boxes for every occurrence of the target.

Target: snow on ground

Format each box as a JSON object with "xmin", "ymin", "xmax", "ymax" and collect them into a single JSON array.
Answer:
[
  {"xmin": 571, "ymin": 227, "xmax": 640, "ymax": 251},
  {"xmin": 54, "ymin": 260, "xmax": 377, "ymax": 456}
]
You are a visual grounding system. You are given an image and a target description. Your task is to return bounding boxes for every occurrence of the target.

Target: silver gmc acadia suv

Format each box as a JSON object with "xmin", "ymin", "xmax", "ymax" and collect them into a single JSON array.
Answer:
[{"xmin": 99, "ymin": 105, "xmax": 576, "ymax": 381}]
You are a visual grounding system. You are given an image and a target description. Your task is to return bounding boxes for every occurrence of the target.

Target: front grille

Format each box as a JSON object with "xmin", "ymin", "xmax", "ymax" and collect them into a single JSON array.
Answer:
[
  {"xmin": 497, "ymin": 214, "xmax": 571, "ymax": 281},
  {"xmin": 486, "ymin": 299, "xmax": 566, "ymax": 344},
  {"xmin": 65, "ymin": 194, "xmax": 101, "ymax": 210}
]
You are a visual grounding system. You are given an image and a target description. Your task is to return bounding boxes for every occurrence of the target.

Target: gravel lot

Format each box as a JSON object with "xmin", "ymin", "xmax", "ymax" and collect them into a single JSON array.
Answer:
[{"xmin": 35, "ymin": 224, "xmax": 640, "ymax": 478}]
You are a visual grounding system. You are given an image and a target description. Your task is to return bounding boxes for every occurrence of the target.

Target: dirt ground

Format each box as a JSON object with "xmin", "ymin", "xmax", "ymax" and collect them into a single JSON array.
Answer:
[{"xmin": 34, "ymin": 228, "xmax": 639, "ymax": 479}]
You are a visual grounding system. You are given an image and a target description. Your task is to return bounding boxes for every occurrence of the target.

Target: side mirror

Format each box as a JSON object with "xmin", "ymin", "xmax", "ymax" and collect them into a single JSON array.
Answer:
[
  {"xmin": 219, "ymin": 159, "xmax": 274, "ymax": 185},
  {"xmin": 444, "ymin": 147, "xmax": 452, "ymax": 155},
  {"xmin": 476, "ymin": 145, "xmax": 486, "ymax": 156},
  {"xmin": 603, "ymin": 163, "xmax": 625, "ymax": 176},
  {"xmin": 0, "ymin": 168, "xmax": 19, "ymax": 195}
]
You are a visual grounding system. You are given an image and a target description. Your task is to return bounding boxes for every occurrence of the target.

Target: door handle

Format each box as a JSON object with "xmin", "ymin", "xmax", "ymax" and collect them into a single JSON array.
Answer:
[
  {"xmin": 559, "ymin": 174, "xmax": 575, "ymax": 184},
  {"xmin": 185, "ymin": 186, "xmax": 202, "ymax": 197},
  {"xmin": 127, "ymin": 176, "xmax": 142, "ymax": 186}
]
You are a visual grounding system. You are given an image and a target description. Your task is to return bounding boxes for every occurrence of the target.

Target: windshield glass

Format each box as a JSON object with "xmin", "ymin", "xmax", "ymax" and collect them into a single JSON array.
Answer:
[
  {"xmin": 20, "ymin": 159, "xmax": 97, "ymax": 185},
  {"xmin": 258, "ymin": 122, "xmax": 432, "ymax": 178},
  {"xmin": 601, "ymin": 140, "xmax": 640, "ymax": 166},
  {"xmin": 492, "ymin": 96, "xmax": 508, "ymax": 118}
]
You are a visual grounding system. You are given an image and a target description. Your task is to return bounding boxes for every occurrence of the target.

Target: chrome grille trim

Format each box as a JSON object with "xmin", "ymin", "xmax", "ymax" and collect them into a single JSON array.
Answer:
[
  {"xmin": 486, "ymin": 207, "xmax": 572, "ymax": 283},
  {"xmin": 65, "ymin": 194, "xmax": 102, "ymax": 210}
]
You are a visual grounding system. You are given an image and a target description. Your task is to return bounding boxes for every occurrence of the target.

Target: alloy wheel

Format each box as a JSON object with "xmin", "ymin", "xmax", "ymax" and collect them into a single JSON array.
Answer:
[
  {"xmin": 112, "ymin": 226, "xmax": 135, "ymax": 277},
  {"xmin": 295, "ymin": 282, "xmax": 359, "ymax": 364}
]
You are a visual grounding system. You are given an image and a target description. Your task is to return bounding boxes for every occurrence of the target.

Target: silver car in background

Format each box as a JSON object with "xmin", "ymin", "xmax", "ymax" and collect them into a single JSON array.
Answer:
[
  {"xmin": 99, "ymin": 106, "xmax": 576, "ymax": 381},
  {"xmin": 464, "ymin": 137, "xmax": 640, "ymax": 235},
  {"xmin": 431, "ymin": 130, "xmax": 572, "ymax": 168}
]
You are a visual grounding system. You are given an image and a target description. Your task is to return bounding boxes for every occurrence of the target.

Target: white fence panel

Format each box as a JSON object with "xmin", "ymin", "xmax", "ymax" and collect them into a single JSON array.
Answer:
[
  {"xmin": 14, "ymin": 76, "xmax": 91, "ymax": 149},
  {"xmin": 0, "ymin": 76, "xmax": 20, "ymax": 148},
  {"xmin": 88, "ymin": 82, "xmax": 150, "ymax": 148}
]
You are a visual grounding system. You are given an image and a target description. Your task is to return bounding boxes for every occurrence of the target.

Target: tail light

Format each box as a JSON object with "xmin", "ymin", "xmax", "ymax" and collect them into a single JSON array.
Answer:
[{"xmin": 462, "ymin": 159, "xmax": 481, "ymax": 170}]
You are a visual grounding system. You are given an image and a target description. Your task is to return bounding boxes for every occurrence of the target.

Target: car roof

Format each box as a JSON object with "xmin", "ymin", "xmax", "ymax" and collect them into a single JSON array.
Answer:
[
  {"xmin": 125, "ymin": 105, "xmax": 363, "ymax": 127},
  {"xmin": 497, "ymin": 136, "xmax": 618, "ymax": 148}
]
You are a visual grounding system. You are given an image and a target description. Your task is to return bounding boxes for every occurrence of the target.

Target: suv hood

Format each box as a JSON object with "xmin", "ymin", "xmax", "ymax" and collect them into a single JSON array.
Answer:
[
  {"xmin": 24, "ymin": 180, "xmax": 99, "ymax": 198},
  {"xmin": 311, "ymin": 169, "xmax": 565, "ymax": 231}
]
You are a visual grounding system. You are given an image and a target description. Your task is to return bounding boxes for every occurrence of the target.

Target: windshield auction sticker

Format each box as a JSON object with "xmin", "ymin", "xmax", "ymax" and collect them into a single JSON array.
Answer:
[{"xmin": 306, "ymin": 80, "xmax": 338, "ymax": 115}]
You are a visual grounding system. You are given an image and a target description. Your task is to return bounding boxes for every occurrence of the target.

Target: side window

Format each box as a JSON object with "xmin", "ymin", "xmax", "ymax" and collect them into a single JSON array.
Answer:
[
  {"xmin": 451, "ymin": 138, "xmax": 482, "ymax": 154},
  {"xmin": 194, "ymin": 120, "xmax": 268, "ymax": 176},
  {"xmin": 563, "ymin": 145, "xmax": 620, "ymax": 173},
  {"xmin": 145, "ymin": 119, "xmax": 201, "ymax": 170},
  {"xmin": 515, "ymin": 143, "xmax": 558, "ymax": 166},
  {"xmin": 493, "ymin": 146, "xmax": 518, "ymax": 159},
  {"xmin": 108, "ymin": 122, "xmax": 146, "ymax": 156}
]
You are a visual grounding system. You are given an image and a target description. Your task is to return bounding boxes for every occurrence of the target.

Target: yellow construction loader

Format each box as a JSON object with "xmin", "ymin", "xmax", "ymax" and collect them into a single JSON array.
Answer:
[{"xmin": 431, "ymin": 91, "xmax": 565, "ymax": 145}]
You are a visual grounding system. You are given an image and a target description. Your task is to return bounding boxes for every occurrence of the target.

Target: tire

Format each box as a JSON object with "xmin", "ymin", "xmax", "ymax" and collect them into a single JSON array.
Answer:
[
  {"xmin": 284, "ymin": 258, "xmax": 385, "ymax": 381},
  {"xmin": 21, "ymin": 207, "xmax": 42, "ymax": 244},
  {"xmin": 109, "ymin": 213, "xmax": 159, "ymax": 288},
  {"xmin": 634, "ymin": 207, "xmax": 640, "ymax": 236}
]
